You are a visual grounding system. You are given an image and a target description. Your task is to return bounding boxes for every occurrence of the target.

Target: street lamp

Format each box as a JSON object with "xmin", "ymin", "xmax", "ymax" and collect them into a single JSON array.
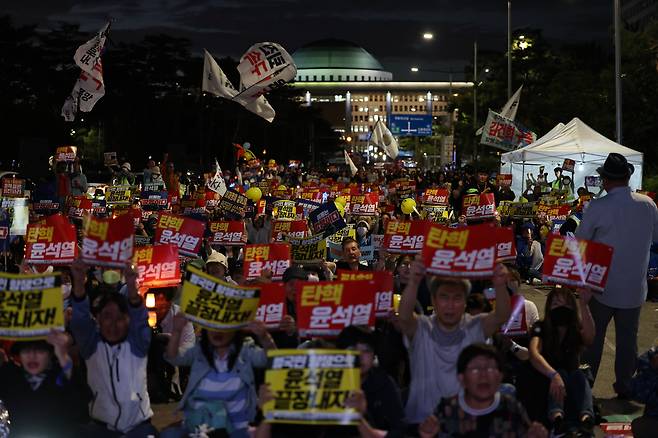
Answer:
[
  {"xmin": 423, "ymin": 32, "xmax": 434, "ymax": 40},
  {"xmin": 410, "ymin": 67, "xmax": 419, "ymax": 72}
]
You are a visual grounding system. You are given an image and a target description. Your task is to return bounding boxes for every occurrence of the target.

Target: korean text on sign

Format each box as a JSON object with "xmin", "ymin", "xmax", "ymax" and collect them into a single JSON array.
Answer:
[
  {"xmin": 462, "ymin": 193, "xmax": 496, "ymax": 220},
  {"xmin": 243, "ymin": 243, "xmax": 291, "ymax": 281},
  {"xmin": 24, "ymin": 214, "xmax": 78, "ymax": 265},
  {"xmin": 422, "ymin": 223, "xmax": 498, "ymax": 278},
  {"xmin": 0, "ymin": 272, "xmax": 64, "ymax": 340},
  {"xmin": 295, "ymin": 281, "xmax": 376, "ymax": 337},
  {"xmin": 155, "ymin": 213, "xmax": 205, "ymax": 257},
  {"xmin": 336, "ymin": 271, "xmax": 394, "ymax": 318},
  {"xmin": 180, "ymin": 266, "xmax": 260, "ymax": 330},
  {"xmin": 346, "ymin": 193, "xmax": 378, "ymax": 216},
  {"xmin": 255, "ymin": 283, "xmax": 287, "ymax": 329},
  {"xmin": 134, "ymin": 244, "xmax": 181, "ymax": 288},
  {"xmin": 82, "ymin": 213, "xmax": 135, "ymax": 268},
  {"xmin": 263, "ymin": 349, "xmax": 361, "ymax": 425},
  {"xmin": 383, "ymin": 221, "xmax": 428, "ymax": 254},
  {"xmin": 542, "ymin": 235, "xmax": 614, "ymax": 292},
  {"xmin": 288, "ymin": 234, "xmax": 327, "ymax": 264},
  {"xmin": 209, "ymin": 221, "xmax": 247, "ymax": 246}
]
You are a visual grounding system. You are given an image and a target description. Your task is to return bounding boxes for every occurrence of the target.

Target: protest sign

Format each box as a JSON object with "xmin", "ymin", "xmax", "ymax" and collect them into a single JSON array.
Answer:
[
  {"xmin": 0, "ymin": 271, "xmax": 64, "ymax": 340},
  {"xmin": 140, "ymin": 191, "xmax": 169, "ymax": 210},
  {"xmin": 288, "ymin": 234, "xmax": 327, "ymax": 264},
  {"xmin": 542, "ymin": 235, "xmax": 614, "ymax": 291},
  {"xmin": 585, "ymin": 176, "xmax": 601, "ymax": 188},
  {"xmin": 495, "ymin": 227, "xmax": 517, "ymax": 262},
  {"xmin": 422, "ymin": 188, "xmax": 449, "ymax": 206},
  {"xmin": 2, "ymin": 178, "xmax": 25, "ymax": 198},
  {"xmin": 218, "ymin": 189, "xmax": 248, "ymax": 219},
  {"xmin": 326, "ymin": 224, "xmax": 355, "ymax": 258},
  {"xmin": 507, "ymin": 202, "xmax": 537, "ymax": 218},
  {"xmin": 67, "ymin": 195, "xmax": 93, "ymax": 219},
  {"xmin": 295, "ymin": 199, "xmax": 321, "ymax": 219},
  {"xmin": 422, "ymin": 223, "xmax": 498, "ymax": 277},
  {"xmin": 243, "ymin": 243, "xmax": 291, "ymax": 281},
  {"xmin": 499, "ymin": 295, "xmax": 528, "ymax": 336},
  {"xmin": 24, "ymin": 214, "xmax": 78, "ymax": 265},
  {"xmin": 497, "ymin": 174, "xmax": 513, "ymax": 187},
  {"xmin": 105, "ymin": 185, "xmax": 132, "ymax": 206},
  {"xmin": 480, "ymin": 110, "xmax": 536, "ymax": 151},
  {"xmin": 295, "ymin": 281, "xmax": 377, "ymax": 337},
  {"xmin": 208, "ymin": 220, "xmax": 247, "ymax": 246},
  {"xmin": 273, "ymin": 200, "xmax": 298, "ymax": 221},
  {"xmin": 81, "ymin": 213, "xmax": 134, "ymax": 267},
  {"xmin": 562, "ymin": 159, "xmax": 576, "ymax": 173},
  {"xmin": 180, "ymin": 266, "xmax": 260, "ymax": 330},
  {"xmin": 92, "ymin": 200, "xmax": 107, "ymax": 217},
  {"xmin": 271, "ymin": 220, "xmax": 308, "ymax": 242},
  {"xmin": 104, "ymin": 152, "xmax": 118, "ymax": 166},
  {"xmin": 255, "ymin": 282, "xmax": 286, "ymax": 329},
  {"xmin": 134, "ymin": 244, "xmax": 180, "ymax": 288},
  {"xmin": 383, "ymin": 220, "xmax": 428, "ymax": 254},
  {"xmin": 144, "ymin": 182, "xmax": 166, "ymax": 193},
  {"xmin": 155, "ymin": 213, "xmax": 205, "ymax": 257},
  {"xmin": 263, "ymin": 349, "xmax": 361, "ymax": 425},
  {"xmin": 55, "ymin": 146, "xmax": 77, "ymax": 162},
  {"xmin": 336, "ymin": 270, "xmax": 394, "ymax": 317},
  {"xmin": 309, "ymin": 202, "xmax": 346, "ymax": 238},
  {"xmin": 346, "ymin": 193, "xmax": 378, "ymax": 216},
  {"xmin": 462, "ymin": 193, "xmax": 496, "ymax": 220}
]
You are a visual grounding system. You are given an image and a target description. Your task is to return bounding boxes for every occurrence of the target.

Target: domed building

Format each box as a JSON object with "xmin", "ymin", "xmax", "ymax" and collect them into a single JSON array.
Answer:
[{"xmin": 290, "ymin": 39, "xmax": 472, "ymax": 164}]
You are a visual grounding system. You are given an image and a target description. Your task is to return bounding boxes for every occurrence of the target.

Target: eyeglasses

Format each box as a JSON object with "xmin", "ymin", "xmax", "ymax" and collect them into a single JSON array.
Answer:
[{"xmin": 464, "ymin": 366, "xmax": 499, "ymax": 375}]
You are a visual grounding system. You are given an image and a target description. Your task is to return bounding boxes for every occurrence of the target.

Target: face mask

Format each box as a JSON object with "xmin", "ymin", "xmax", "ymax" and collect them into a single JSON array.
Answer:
[
  {"xmin": 356, "ymin": 226, "xmax": 368, "ymax": 237},
  {"xmin": 550, "ymin": 306, "xmax": 574, "ymax": 326},
  {"xmin": 61, "ymin": 283, "xmax": 72, "ymax": 299}
]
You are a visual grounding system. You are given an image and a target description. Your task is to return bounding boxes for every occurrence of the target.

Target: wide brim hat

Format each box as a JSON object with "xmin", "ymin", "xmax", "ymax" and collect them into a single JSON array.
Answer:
[{"xmin": 596, "ymin": 153, "xmax": 634, "ymax": 179}]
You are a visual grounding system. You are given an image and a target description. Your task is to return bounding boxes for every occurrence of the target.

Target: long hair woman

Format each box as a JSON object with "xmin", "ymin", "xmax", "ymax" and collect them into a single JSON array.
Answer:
[{"xmin": 528, "ymin": 287, "xmax": 595, "ymax": 436}]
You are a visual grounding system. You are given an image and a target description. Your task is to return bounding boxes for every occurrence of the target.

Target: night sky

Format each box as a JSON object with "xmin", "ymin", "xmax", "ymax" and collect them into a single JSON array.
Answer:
[{"xmin": 6, "ymin": 0, "xmax": 614, "ymax": 80}]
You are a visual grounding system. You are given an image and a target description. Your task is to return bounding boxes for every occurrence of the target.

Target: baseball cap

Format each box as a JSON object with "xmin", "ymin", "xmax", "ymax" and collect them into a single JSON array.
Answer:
[{"xmin": 206, "ymin": 250, "xmax": 228, "ymax": 269}]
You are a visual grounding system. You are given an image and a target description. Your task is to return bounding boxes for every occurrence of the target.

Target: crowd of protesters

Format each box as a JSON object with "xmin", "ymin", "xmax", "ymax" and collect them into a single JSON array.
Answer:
[{"xmin": 0, "ymin": 150, "xmax": 657, "ymax": 438}]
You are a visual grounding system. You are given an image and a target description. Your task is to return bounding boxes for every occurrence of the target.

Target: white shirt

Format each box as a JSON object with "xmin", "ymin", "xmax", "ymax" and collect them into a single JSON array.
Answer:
[{"xmin": 576, "ymin": 186, "xmax": 658, "ymax": 308}]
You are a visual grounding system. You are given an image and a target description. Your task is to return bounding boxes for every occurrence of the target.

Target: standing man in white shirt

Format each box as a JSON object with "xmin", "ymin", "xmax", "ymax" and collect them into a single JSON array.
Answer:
[{"xmin": 576, "ymin": 153, "xmax": 658, "ymax": 398}]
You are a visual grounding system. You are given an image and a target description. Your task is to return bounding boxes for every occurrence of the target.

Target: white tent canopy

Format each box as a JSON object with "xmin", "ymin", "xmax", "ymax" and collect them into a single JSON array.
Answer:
[{"xmin": 500, "ymin": 117, "xmax": 643, "ymax": 198}]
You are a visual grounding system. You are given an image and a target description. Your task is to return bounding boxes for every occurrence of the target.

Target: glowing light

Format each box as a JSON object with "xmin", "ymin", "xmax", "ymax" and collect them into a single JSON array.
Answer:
[{"xmin": 145, "ymin": 293, "xmax": 156, "ymax": 309}]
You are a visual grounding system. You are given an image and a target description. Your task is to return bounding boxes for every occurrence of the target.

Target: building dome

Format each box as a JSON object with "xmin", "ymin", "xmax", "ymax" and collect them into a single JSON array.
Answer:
[{"xmin": 292, "ymin": 39, "xmax": 393, "ymax": 82}]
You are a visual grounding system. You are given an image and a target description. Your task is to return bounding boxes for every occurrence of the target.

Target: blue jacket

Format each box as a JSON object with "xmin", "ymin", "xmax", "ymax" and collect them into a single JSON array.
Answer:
[
  {"xmin": 166, "ymin": 338, "xmax": 267, "ymax": 426},
  {"xmin": 70, "ymin": 296, "xmax": 153, "ymax": 433},
  {"xmin": 631, "ymin": 348, "xmax": 658, "ymax": 417}
]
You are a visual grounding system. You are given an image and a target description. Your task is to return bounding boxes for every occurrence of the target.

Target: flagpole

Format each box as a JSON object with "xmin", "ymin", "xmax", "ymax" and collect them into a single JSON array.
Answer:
[
  {"xmin": 507, "ymin": 0, "xmax": 512, "ymax": 100},
  {"xmin": 614, "ymin": 0, "xmax": 623, "ymax": 143}
]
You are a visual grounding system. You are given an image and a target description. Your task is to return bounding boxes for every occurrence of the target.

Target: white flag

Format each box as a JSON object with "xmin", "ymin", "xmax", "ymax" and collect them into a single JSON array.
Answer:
[
  {"xmin": 235, "ymin": 166, "xmax": 243, "ymax": 186},
  {"xmin": 74, "ymin": 22, "xmax": 109, "ymax": 80},
  {"xmin": 500, "ymin": 85, "xmax": 523, "ymax": 121},
  {"xmin": 206, "ymin": 159, "xmax": 227, "ymax": 196},
  {"xmin": 202, "ymin": 49, "xmax": 276, "ymax": 123},
  {"xmin": 236, "ymin": 42, "xmax": 297, "ymax": 98},
  {"xmin": 370, "ymin": 120, "xmax": 399, "ymax": 159},
  {"xmin": 344, "ymin": 150, "xmax": 358, "ymax": 176}
]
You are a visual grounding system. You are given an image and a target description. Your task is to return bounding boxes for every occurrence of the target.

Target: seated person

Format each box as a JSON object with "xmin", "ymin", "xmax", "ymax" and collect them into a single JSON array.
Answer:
[
  {"xmin": 516, "ymin": 226, "xmax": 543, "ymax": 282},
  {"xmin": 528, "ymin": 287, "xmax": 595, "ymax": 436},
  {"xmin": 418, "ymin": 343, "xmax": 547, "ymax": 438},
  {"xmin": 630, "ymin": 344, "xmax": 658, "ymax": 438}
]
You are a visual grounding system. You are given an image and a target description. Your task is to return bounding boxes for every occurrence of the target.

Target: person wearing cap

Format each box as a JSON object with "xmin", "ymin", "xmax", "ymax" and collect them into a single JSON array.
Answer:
[
  {"xmin": 0, "ymin": 331, "xmax": 84, "ymax": 437},
  {"xmin": 206, "ymin": 250, "xmax": 236, "ymax": 285},
  {"xmin": 576, "ymin": 152, "xmax": 658, "ymax": 398},
  {"xmin": 112, "ymin": 161, "xmax": 135, "ymax": 186}
]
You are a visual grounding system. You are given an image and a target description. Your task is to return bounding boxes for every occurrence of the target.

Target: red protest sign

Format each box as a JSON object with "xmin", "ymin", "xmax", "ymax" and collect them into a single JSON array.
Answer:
[
  {"xmin": 243, "ymin": 243, "xmax": 291, "ymax": 281},
  {"xmin": 495, "ymin": 227, "xmax": 517, "ymax": 262},
  {"xmin": 134, "ymin": 244, "xmax": 181, "ymax": 288},
  {"xmin": 422, "ymin": 223, "xmax": 498, "ymax": 277},
  {"xmin": 270, "ymin": 220, "xmax": 308, "ymax": 242},
  {"xmin": 255, "ymin": 282, "xmax": 287, "ymax": 329},
  {"xmin": 154, "ymin": 213, "xmax": 205, "ymax": 257},
  {"xmin": 497, "ymin": 174, "xmax": 513, "ymax": 187},
  {"xmin": 82, "ymin": 214, "xmax": 135, "ymax": 267},
  {"xmin": 462, "ymin": 193, "xmax": 496, "ymax": 220},
  {"xmin": 24, "ymin": 214, "xmax": 78, "ymax": 265},
  {"xmin": 422, "ymin": 188, "xmax": 449, "ymax": 206},
  {"xmin": 2, "ymin": 178, "xmax": 25, "ymax": 198},
  {"xmin": 68, "ymin": 196, "xmax": 93, "ymax": 219},
  {"xmin": 299, "ymin": 188, "xmax": 323, "ymax": 202},
  {"xmin": 295, "ymin": 280, "xmax": 377, "ymax": 337},
  {"xmin": 542, "ymin": 235, "xmax": 614, "ymax": 291},
  {"xmin": 347, "ymin": 193, "xmax": 379, "ymax": 216},
  {"xmin": 383, "ymin": 220, "xmax": 428, "ymax": 254},
  {"xmin": 336, "ymin": 270, "xmax": 394, "ymax": 317},
  {"xmin": 55, "ymin": 145, "xmax": 77, "ymax": 162},
  {"xmin": 208, "ymin": 220, "xmax": 247, "ymax": 246}
]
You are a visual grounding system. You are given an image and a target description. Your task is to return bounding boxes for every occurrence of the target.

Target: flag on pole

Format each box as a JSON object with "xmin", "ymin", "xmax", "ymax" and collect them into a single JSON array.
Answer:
[
  {"xmin": 235, "ymin": 42, "xmax": 297, "ymax": 101},
  {"xmin": 206, "ymin": 159, "xmax": 227, "ymax": 196},
  {"xmin": 370, "ymin": 120, "xmax": 399, "ymax": 159},
  {"xmin": 203, "ymin": 49, "xmax": 276, "ymax": 122},
  {"xmin": 61, "ymin": 22, "xmax": 110, "ymax": 122},
  {"xmin": 344, "ymin": 150, "xmax": 358, "ymax": 176},
  {"xmin": 476, "ymin": 85, "xmax": 523, "ymax": 135}
]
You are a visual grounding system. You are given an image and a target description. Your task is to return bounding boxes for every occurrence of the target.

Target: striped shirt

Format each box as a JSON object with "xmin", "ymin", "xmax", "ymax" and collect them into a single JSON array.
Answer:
[{"xmin": 187, "ymin": 351, "xmax": 250, "ymax": 432}]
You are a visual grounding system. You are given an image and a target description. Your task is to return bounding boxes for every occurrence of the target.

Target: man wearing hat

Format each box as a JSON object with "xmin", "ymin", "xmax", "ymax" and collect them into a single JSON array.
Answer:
[
  {"xmin": 205, "ymin": 250, "xmax": 236, "ymax": 284},
  {"xmin": 576, "ymin": 153, "xmax": 658, "ymax": 398}
]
